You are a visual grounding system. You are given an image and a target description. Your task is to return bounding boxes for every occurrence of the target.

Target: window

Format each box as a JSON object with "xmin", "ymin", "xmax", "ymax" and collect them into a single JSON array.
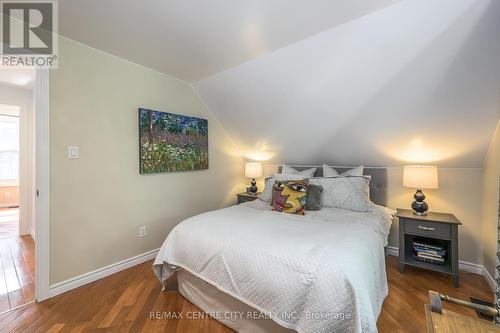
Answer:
[{"xmin": 0, "ymin": 105, "xmax": 20, "ymax": 185}]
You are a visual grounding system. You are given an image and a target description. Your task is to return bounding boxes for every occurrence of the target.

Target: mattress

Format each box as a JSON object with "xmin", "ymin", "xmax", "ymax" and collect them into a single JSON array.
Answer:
[{"xmin": 154, "ymin": 199, "xmax": 394, "ymax": 333}]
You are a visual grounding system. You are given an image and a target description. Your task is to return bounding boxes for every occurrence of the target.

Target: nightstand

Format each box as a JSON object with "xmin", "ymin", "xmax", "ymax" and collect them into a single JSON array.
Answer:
[
  {"xmin": 236, "ymin": 192, "xmax": 261, "ymax": 204},
  {"xmin": 397, "ymin": 208, "xmax": 462, "ymax": 287}
]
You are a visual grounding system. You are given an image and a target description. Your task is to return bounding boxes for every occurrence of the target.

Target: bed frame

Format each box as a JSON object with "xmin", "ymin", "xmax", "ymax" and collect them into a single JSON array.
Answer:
[{"xmin": 277, "ymin": 165, "xmax": 388, "ymax": 207}]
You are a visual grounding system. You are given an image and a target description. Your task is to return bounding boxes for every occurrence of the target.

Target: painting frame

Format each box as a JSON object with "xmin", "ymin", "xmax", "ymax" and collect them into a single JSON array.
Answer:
[{"xmin": 138, "ymin": 108, "xmax": 209, "ymax": 174}]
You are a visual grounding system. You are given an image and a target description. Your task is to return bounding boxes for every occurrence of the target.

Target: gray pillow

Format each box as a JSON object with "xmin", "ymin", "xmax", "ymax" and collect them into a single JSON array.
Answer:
[
  {"xmin": 309, "ymin": 176, "xmax": 371, "ymax": 212},
  {"xmin": 260, "ymin": 173, "xmax": 307, "ymax": 202},
  {"xmin": 306, "ymin": 184, "xmax": 322, "ymax": 211}
]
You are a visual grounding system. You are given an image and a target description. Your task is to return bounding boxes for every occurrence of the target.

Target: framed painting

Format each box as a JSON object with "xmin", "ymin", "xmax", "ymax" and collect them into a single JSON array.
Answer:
[{"xmin": 139, "ymin": 108, "xmax": 208, "ymax": 173}]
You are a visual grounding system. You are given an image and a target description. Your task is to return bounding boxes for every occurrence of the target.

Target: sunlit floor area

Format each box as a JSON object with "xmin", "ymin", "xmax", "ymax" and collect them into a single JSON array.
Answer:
[
  {"xmin": 0, "ymin": 208, "xmax": 35, "ymax": 313},
  {"xmin": 0, "ymin": 209, "xmax": 18, "ymax": 239}
]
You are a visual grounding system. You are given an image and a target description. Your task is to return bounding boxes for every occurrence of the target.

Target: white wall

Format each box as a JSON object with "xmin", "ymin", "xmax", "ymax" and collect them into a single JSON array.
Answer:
[
  {"xmin": 481, "ymin": 119, "xmax": 500, "ymax": 277},
  {"xmin": 195, "ymin": 0, "xmax": 500, "ymax": 168},
  {"xmin": 49, "ymin": 37, "xmax": 245, "ymax": 284},
  {"xmin": 0, "ymin": 84, "xmax": 31, "ymax": 112}
]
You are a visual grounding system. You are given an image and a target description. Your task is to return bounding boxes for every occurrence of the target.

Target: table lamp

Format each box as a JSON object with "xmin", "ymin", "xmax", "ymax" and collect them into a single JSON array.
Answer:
[
  {"xmin": 403, "ymin": 165, "xmax": 439, "ymax": 216},
  {"xmin": 245, "ymin": 162, "xmax": 262, "ymax": 194}
]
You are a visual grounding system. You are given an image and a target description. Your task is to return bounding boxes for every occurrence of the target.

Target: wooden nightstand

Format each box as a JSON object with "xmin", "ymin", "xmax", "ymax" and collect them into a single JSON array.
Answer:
[
  {"xmin": 397, "ymin": 208, "xmax": 462, "ymax": 287},
  {"xmin": 236, "ymin": 192, "xmax": 261, "ymax": 204}
]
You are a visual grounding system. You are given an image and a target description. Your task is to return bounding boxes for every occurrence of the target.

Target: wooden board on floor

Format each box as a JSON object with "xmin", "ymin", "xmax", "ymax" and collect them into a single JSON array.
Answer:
[
  {"xmin": 425, "ymin": 305, "xmax": 500, "ymax": 333},
  {"xmin": 0, "ymin": 255, "xmax": 493, "ymax": 332},
  {"xmin": 0, "ymin": 235, "xmax": 35, "ymax": 313}
]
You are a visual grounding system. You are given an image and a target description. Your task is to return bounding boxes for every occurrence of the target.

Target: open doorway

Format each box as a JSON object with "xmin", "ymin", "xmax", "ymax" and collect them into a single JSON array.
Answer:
[
  {"xmin": 0, "ymin": 68, "xmax": 35, "ymax": 312},
  {"xmin": 0, "ymin": 104, "xmax": 21, "ymax": 239}
]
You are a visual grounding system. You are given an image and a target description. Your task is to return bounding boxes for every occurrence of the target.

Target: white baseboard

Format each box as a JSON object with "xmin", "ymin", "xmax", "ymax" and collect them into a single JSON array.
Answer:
[
  {"xmin": 385, "ymin": 245, "xmax": 399, "ymax": 257},
  {"xmin": 458, "ymin": 260, "xmax": 483, "ymax": 275},
  {"xmin": 49, "ymin": 248, "xmax": 159, "ymax": 298},
  {"xmin": 482, "ymin": 266, "xmax": 496, "ymax": 291},
  {"xmin": 385, "ymin": 245, "xmax": 495, "ymax": 290}
]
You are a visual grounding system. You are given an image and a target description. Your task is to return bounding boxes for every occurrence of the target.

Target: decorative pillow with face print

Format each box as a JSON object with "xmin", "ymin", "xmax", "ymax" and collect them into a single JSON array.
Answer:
[{"xmin": 272, "ymin": 180, "xmax": 308, "ymax": 215}]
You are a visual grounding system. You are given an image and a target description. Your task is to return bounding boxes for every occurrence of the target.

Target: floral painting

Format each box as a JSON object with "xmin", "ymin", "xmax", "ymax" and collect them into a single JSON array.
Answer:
[{"xmin": 139, "ymin": 108, "xmax": 208, "ymax": 173}]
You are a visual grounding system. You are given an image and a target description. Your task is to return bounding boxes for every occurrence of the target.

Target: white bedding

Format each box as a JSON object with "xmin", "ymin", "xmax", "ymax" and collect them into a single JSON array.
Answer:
[{"xmin": 153, "ymin": 200, "xmax": 394, "ymax": 333}]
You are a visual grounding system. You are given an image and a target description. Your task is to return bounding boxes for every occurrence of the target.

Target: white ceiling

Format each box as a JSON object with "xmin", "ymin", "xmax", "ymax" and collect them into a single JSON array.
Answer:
[
  {"xmin": 0, "ymin": 68, "xmax": 34, "ymax": 89},
  {"xmin": 57, "ymin": 0, "xmax": 500, "ymax": 167},
  {"xmin": 59, "ymin": 0, "xmax": 400, "ymax": 82},
  {"xmin": 194, "ymin": 0, "xmax": 500, "ymax": 167}
]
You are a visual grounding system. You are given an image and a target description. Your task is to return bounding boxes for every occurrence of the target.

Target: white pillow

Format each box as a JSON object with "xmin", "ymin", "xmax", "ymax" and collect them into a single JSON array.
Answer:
[
  {"xmin": 322, "ymin": 164, "xmax": 339, "ymax": 177},
  {"xmin": 322, "ymin": 164, "xmax": 364, "ymax": 177},
  {"xmin": 281, "ymin": 165, "xmax": 317, "ymax": 177},
  {"xmin": 309, "ymin": 176, "xmax": 371, "ymax": 212},
  {"xmin": 260, "ymin": 173, "xmax": 308, "ymax": 202}
]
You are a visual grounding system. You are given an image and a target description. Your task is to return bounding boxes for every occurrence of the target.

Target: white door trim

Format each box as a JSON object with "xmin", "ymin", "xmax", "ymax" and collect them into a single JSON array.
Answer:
[{"xmin": 35, "ymin": 68, "xmax": 50, "ymax": 301}]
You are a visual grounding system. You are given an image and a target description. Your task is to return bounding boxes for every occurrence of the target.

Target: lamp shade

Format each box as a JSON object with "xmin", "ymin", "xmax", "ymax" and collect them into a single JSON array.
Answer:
[
  {"xmin": 245, "ymin": 162, "xmax": 262, "ymax": 178},
  {"xmin": 403, "ymin": 165, "xmax": 439, "ymax": 189}
]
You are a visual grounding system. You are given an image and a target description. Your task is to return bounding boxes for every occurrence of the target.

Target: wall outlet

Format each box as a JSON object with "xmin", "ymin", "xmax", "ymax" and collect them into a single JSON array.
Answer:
[
  {"xmin": 5, "ymin": 192, "xmax": 11, "ymax": 201},
  {"xmin": 139, "ymin": 225, "xmax": 146, "ymax": 238}
]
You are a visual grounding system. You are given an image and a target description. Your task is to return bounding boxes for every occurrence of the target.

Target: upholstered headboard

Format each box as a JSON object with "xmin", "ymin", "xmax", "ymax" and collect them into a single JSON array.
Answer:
[{"xmin": 277, "ymin": 165, "xmax": 388, "ymax": 207}]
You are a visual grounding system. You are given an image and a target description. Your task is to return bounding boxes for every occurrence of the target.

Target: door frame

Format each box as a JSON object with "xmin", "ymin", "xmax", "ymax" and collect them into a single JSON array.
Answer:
[{"xmin": 34, "ymin": 68, "xmax": 50, "ymax": 301}]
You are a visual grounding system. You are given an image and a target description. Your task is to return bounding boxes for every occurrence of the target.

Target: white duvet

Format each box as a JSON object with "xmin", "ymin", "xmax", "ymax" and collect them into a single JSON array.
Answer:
[{"xmin": 153, "ymin": 200, "xmax": 394, "ymax": 333}]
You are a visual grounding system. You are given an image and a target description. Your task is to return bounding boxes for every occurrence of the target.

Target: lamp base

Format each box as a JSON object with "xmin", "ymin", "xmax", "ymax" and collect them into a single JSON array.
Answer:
[
  {"xmin": 411, "ymin": 189, "xmax": 429, "ymax": 216},
  {"xmin": 248, "ymin": 178, "xmax": 258, "ymax": 194},
  {"xmin": 413, "ymin": 211, "xmax": 428, "ymax": 216}
]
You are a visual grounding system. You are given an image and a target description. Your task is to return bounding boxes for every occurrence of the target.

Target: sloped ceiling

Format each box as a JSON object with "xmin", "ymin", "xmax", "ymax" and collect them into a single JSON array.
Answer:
[
  {"xmin": 194, "ymin": 0, "xmax": 500, "ymax": 167},
  {"xmin": 59, "ymin": 0, "xmax": 400, "ymax": 82}
]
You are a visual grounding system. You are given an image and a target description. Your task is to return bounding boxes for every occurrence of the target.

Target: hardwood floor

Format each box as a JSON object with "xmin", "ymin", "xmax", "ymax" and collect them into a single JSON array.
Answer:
[
  {"xmin": 0, "ymin": 207, "xmax": 35, "ymax": 313},
  {"xmin": 0, "ymin": 255, "xmax": 493, "ymax": 332},
  {"xmin": 379, "ymin": 256, "xmax": 492, "ymax": 332},
  {"xmin": 0, "ymin": 235, "xmax": 35, "ymax": 313}
]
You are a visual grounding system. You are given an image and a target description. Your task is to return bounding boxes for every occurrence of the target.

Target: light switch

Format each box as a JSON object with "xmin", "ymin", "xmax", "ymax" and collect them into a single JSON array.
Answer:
[{"xmin": 68, "ymin": 146, "xmax": 79, "ymax": 159}]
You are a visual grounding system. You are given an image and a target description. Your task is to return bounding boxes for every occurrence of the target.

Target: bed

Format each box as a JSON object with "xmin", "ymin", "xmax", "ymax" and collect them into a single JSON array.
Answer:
[{"xmin": 153, "ymin": 166, "xmax": 394, "ymax": 333}]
